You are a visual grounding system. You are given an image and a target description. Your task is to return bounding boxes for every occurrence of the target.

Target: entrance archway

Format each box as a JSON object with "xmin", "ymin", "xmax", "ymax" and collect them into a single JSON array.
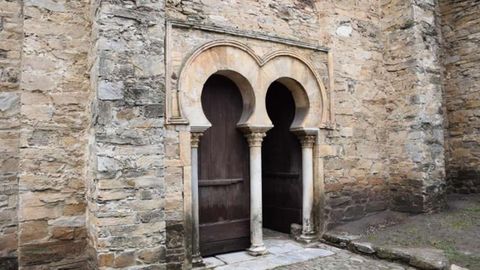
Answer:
[
  {"xmin": 262, "ymin": 82, "xmax": 303, "ymax": 233},
  {"xmin": 178, "ymin": 41, "xmax": 330, "ymax": 265},
  {"xmin": 198, "ymin": 74, "xmax": 251, "ymax": 256}
]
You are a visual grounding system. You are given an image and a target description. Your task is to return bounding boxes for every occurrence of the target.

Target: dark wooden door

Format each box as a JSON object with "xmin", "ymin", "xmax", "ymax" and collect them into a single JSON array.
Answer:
[
  {"xmin": 198, "ymin": 74, "xmax": 250, "ymax": 256},
  {"xmin": 262, "ymin": 82, "xmax": 302, "ymax": 233}
]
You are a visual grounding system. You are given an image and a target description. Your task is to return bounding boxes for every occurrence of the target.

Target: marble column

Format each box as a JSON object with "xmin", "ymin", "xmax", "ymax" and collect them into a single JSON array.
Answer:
[
  {"xmin": 245, "ymin": 132, "xmax": 268, "ymax": 256},
  {"xmin": 299, "ymin": 135, "xmax": 317, "ymax": 243},
  {"xmin": 191, "ymin": 132, "xmax": 204, "ymax": 266}
]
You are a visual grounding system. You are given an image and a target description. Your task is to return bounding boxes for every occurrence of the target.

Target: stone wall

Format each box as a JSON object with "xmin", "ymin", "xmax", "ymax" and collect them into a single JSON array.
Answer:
[
  {"xmin": 0, "ymin": 0, "xmax": 22, "ymax": 268},
  {"xmin": 87, "ymin": 0, "xmax": 167, "ymax": 269},
  {"xmin": 382, "ymin": 0, "xmax": 446, "ymax": 213},
  {"xmin": 17, "ymin": 0, "xmax": 90, "ymax": 268},
  {"xmin": 2, "ymin": 0, "xmax": 474, "ymax": 268},
  {"xmin": 316, "ymin": 1, "xmax": 390, "ymax": 227},
  {"xmin": 440, "ymin": 0, "xmax": 480, "ymax": 194}
]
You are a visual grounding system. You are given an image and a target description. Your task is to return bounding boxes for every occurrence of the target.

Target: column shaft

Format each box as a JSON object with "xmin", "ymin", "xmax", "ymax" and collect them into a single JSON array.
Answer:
[
  {"xmin": 299, "ymin": 135, "xmax": 317, "ymax": 242},
  {"xmin": 191, "ymin": 133, "xmax": 203, "ymax": 266},
  {"xmin": 245, "ymin": 132, "xmax": 268, "ymax": 256}
]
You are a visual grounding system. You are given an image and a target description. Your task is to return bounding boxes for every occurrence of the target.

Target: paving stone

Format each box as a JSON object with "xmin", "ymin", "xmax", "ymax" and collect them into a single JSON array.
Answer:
[
  {"xmin": 350, "ymin": 241, "xmax": 376, "ymax": 254},
  {"xmin": 281, "ymin": 248, "xmax": 334, "ymax": 261},
  {"xmin": 450, "ymin": 264, "xmax": 468, "ymax": 270},
  {"xmin": 275, "ymin": 247, "xmax": 416, "ymax": 270},
  {"xmin": 216, "ymin": 254, "xmax": 292, "ymax": 270},
  {"xmin": 215, "ymin": 251, "xmax": 255, "ymax": 264},
  {"xmin": 267, "ymin": 242, "xmax": 303, "ymax": 255},
  {"xmin": 203, "ymin": 256, "xmax": 225, "ymax": 268},
  {"xmin": 376, "ymin": 247, "xmax": 449, "ymax": 270}
]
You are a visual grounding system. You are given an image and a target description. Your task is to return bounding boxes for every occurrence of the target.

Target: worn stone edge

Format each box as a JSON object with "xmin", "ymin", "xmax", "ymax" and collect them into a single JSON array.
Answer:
[{"xmin": 321, "ymin": 232, "xmax": 452, "ymax": 270}]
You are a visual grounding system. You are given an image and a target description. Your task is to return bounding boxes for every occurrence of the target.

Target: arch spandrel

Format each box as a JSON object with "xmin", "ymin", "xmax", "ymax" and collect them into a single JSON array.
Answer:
[{"xmin": 177, "ymin": 40, "xmax": 329, "ymax": 132}]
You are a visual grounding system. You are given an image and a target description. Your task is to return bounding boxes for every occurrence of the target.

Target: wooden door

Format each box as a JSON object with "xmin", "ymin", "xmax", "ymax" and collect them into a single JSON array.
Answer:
[
  {"xmin": 198, "ymin": 74, "xmax": 250, "ymax": 256},
  {"xmin": 262, "ymin": 82, "xmax": 302, "ymax": 233}
]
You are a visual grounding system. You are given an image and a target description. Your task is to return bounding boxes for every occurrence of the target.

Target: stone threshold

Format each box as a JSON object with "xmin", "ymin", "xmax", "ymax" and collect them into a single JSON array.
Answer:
[
  {"xmin": 196, "ymin": 229, "xmax": 334, "ymax": 270},
  {"xmin": 322, "ymin": 231, "xmax": 456, "ymax": 270}
]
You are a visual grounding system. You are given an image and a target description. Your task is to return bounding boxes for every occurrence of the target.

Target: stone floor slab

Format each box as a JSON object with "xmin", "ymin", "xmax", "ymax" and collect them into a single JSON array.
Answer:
[
  {"xmin": 200, "ymin": 229, "xmax": 411, "ymax": 270},
  {"xmin": 282, "ymin": 247, "xmax": 335, "ymax": 261},
  {"xmin": 266, "ymin": 241, "xmax": 303, "ymax": 255},
  {"xmin": 215, "ymin": 251, "xmax": 255, "ymax": 264},
  {"xmin": 215, "ymin": 254, "xmax": 292, "ymax": 270},
  {"xmin": 203, "ymin": 257, "xmax": 226, "ymax": 268}
]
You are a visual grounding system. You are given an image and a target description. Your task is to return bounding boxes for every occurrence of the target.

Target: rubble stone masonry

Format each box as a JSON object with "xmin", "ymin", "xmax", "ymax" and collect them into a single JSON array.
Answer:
[
  {"xmin": 441, "ymin": 0, "xmax": 480, "ymax": 194},
  {"xmin": 0, "ymin": 0, "xmax": 21, "ymax": 269},
  {"xmin": 383, "ymin": 0, "xmax": 446, "ymax": 213},
  {"xmin": 0, "ymin": 0, "xmax": 478, "ymax": 269},
  {"xmin": 17, "ymin": 0, "xmax": 90, "ymax": 268},
  {"xmin": 88, "ymin": 0, "xmax": 167, "ymax": 269}
]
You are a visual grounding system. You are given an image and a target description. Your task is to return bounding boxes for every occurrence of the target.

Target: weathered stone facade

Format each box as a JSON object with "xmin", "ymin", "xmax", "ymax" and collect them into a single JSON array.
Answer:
[
  {"xmin": 440, "ymin": 0, "xmax": 480, "ymax": 194},
  {"xmin": 0, "ymin": 0, "xmax": 478, "ymax": 269},
  {"xmin": 87, "ymin": 0, "xmax": 167, "ymax": 269},
  {"xmin": 0, "ymin": 0, "xmax": 22, "ymax": 268},
  {"xmin": 383, "ymin": 0, "xmax": 446, "ymax": 213},
  {"xmin": 17, "ymin": 0, "xmax": 91, "ymax": 268}
]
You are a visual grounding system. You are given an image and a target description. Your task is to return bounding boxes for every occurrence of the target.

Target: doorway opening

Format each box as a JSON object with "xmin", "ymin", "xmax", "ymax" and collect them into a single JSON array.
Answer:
[
  {"xmin": 198, "ymin": 74, "xmax": 251, "ymax": 256},
  {"xmin": 262, "ymin": 81, "xmax": 303, "ymax": 234}
]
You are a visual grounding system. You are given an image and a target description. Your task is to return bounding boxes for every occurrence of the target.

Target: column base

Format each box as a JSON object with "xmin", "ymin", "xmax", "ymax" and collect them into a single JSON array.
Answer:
[
  {"xmin": 192, "ymin": 254, "xmax": 205, "ymax": 267},
  {"xmin": 247, "ymin": 245, "xmax": 268, "ymax": 256},
  {"xmin": 297, "ymin": 232, "xmax": 318, "ymax": 244}
]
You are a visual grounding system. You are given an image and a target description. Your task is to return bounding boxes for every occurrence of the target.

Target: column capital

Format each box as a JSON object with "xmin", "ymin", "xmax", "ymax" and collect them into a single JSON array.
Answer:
[
  {"xmin": 245, "ymin": 132, "xmax": 266, "ymax": 147},
  {"xmin": 299, "ymin": 135, "xmax": 316, "ymax": 148},
  {"xmin": 191, "ymin": 132, "xmax": 203, "ymax": 148}
]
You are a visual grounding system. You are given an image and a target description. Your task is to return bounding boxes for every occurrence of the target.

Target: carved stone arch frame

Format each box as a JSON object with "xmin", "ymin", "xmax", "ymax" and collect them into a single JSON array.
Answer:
[
  {"xmin": 177, "ymin": 40, "xmax": 260, "ymax": 132},
  {"xmin": 174, "ymin": 39, "xmax": 330, "ymax": 266},
  {"xmin": 175, "ymin": 40, "xmax": 329, "ymax": 132}
]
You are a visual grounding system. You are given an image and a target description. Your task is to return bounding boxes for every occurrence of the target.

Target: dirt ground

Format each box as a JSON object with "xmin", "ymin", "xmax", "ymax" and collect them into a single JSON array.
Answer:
[{"xmin": 331, "ymin": 194, "xmax": 480, "ymax": 270}]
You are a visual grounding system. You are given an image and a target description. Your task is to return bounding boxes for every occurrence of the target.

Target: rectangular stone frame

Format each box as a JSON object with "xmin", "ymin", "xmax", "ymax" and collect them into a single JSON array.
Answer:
[{"xmin": 163, "ymin": 20, "xmax": 335, "ymax": 268}]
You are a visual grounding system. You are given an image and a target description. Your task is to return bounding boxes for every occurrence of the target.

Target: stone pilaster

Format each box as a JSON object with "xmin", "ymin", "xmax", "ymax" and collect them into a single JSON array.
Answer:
[
  {"xmin": 16, "ymin": 0, "xmax": 91, "ymax": 268},
  {"xmin": 88, "ymin": 0, "xmax": 167, "ymax": 269},
  {"xmin": 382, "ymin": 0, "xmax": 446, "ymax": 212}
]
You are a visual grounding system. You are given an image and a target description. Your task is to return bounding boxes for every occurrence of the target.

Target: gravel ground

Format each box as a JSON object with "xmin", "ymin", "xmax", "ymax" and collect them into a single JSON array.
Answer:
[{"xmin": 330, "ymin": 194, "xmax": 480, "ymax": 269}]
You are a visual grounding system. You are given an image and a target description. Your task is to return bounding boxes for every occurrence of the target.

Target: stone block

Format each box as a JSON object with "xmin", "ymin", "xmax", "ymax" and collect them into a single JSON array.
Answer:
[
  {"xmin": 19, "ymin": 220, "xmax": 48, "ymax": 243},
  {"xmin": 137, "ymin": 246, "xmax": 166, "ymax": 264},
  {"xmin": 19, "ymin": 240, "xmax": 86, "ymax": 266},
  {"xmin": 98, "ymin": 80, "xmax": 124, "ymax": 100},
  {"xmin": 48, "ymin": 215, "xmax": 85, "ymax": 227},
  {"xmin": 51, "ymin": 227, "xmax": 74, "ymax": 240},
  {"xmin": 0, "ymin": 233, "xmax": 17, "ymax": 255},
  {"xmin": 98, "ymin": 252, "xmax": 114, "ymax": 267},
  {"xmin": 114, "ymin": 251, "xmax": 135, "ymax": 268},
  {"xmin": 0, "ymin": 93, "xmax": 19, "ymax": 112},
  {"xmin": 349, "ymin": 241, "xmax": 375, "ymax": 254}
]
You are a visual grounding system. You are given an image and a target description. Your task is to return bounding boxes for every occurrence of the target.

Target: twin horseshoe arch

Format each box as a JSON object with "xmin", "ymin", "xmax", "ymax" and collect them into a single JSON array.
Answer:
[{"xmin": 177, "ymin": 40, "xmax": 329, "ymax": 133}]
